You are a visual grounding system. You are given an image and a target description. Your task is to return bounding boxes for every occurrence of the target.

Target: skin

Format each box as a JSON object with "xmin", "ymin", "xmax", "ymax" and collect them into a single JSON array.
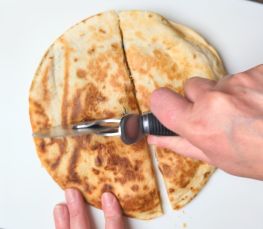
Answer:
[
  {"xmin": 148, "ymin": 65, "xmax": 263, "ymax": 180},
  {"xmin": 54, "ymin": 65, "xmax": 263, "ymax": 228},
  {"xmin": 54, "ymin": 189, "xmax": 124, "ymax": 229}
]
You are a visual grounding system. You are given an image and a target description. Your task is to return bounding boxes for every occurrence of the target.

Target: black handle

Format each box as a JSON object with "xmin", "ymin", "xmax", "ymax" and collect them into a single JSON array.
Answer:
[{"xmin": 141, "ymin": 113, "xmax": 177, "ymax": 136}]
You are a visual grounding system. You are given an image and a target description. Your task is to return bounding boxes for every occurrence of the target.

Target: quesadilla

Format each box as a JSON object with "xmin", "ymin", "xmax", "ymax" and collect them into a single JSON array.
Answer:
[
  {"xmin": 29, "ymin": 11, "xmax": 162, "ymax": 219},
  {"xmin": 30, "ymin": 10, "xmax": 226, "ymax": 218},
  {"xmin": 118, "ymin": 10, "xmax": 226, "ymax": 209}
]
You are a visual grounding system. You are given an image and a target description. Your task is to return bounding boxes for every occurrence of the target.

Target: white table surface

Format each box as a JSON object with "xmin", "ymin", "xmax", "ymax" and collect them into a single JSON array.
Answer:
[{"xmin": 0, "ymin": 0, "xmax": 263, "ymax": 228}]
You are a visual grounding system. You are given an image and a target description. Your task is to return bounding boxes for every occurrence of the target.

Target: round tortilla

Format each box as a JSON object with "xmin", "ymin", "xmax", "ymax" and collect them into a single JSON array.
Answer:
[{"xmin": 29, "ymin": 10, "xmax": 226, "ymax": 219}]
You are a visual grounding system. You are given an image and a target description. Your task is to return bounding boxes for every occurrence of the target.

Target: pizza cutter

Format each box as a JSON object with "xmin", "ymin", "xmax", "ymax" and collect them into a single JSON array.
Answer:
[{"xmin": 33, "ymin": 112, "xmax": 177, "ymax": 145}]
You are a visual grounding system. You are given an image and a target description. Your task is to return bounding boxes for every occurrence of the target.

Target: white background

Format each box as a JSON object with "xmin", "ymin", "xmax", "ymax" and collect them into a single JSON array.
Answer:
[{"xmin": 0, "ymin": 0, "xmax": 263, "ymax": 228}]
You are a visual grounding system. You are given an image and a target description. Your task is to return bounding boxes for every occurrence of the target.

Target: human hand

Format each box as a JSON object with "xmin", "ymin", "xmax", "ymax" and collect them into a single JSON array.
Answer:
[
  {"xmin": 53, "ymin": 189, "xmax": 124, "ymax": 229},
  {"xmin": 148, "ymin": 65, "xmax": 263, "ymax": 180}
]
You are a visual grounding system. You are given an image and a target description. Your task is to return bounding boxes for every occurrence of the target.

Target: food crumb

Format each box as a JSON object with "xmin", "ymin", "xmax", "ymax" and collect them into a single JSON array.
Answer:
[{"xmin": 182, "ymin": 222, "xmax": 187, "ymax": 228}]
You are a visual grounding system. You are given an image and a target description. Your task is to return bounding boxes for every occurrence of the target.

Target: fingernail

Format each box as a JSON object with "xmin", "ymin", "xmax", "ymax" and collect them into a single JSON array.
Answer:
[
  {"xmin": 65, "ymin": 189, "xmax": 78, "ymax": 204},
  {"xmin": 102, "ymin": 192, "xmax": 114, "ymax": 207},
  {"xmin": 54, "ymin": 204, "xmax": 66, "ymax": 218}
]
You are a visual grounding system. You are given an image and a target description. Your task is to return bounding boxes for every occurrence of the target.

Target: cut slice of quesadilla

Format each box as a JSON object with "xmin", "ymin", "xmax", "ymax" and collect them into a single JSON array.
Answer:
[
  {"xmin": 29, "ymin": 11, "xmax": 162, "ymax": 219},
  {"xmin": 118, "ymin": 10, "xmax": 226, "ymax": 209}
]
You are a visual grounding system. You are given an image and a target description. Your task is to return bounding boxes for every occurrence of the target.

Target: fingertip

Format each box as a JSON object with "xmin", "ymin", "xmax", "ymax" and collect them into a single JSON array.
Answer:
[
  {"xmin": 101, "ymin": 192, "xmax": 119, "ymax": 209},
  {"xmin": 54, "ymin": 203, "xmax": 67, "ymax": 216},
  {"xmin": 101, "ymin": 192, "xmax": 124, "ymax": 229},
  {"xmin": 53, "ymin": 203, "xmax": 70, "ymax": 229},
  {"xmin": 65, "ymin": 188, "xmax": 82, "ymax": 204},
  {"xmin": 65, "ymin": 188, "xmax": 91, "ymax": 228}
]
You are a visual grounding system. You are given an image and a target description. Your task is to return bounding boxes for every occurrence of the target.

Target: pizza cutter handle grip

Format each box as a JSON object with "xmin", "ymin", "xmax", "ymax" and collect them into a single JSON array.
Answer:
[{"xmin": 141, "ymin": 113, "xmax": 178, "ymax": 136}]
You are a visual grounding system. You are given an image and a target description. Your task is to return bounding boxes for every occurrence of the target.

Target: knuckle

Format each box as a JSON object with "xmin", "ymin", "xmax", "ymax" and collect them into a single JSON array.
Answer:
[
  {"xmin": 252, "ymin": 64, "xmax": 263, "ymax": 73},
  {"xmin": 205, "ymin": 91, "xmax": 230, "ymax": 112},
  {"xmin": 244, "ymin": 64, "xmax": 263, "ymax": 76},
  {"xmin": 184, "ymin": 77, "xmax": 198, "ymax": 90},
  {"xmin": 227, "ymin": 73, "xmax": 248, "ymax": 86}
]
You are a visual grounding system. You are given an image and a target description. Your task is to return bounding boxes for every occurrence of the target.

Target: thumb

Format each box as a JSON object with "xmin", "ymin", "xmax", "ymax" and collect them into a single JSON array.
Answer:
[{"xmin": 150, "ymin": 88, "xmax": 192, "ymax": 136}]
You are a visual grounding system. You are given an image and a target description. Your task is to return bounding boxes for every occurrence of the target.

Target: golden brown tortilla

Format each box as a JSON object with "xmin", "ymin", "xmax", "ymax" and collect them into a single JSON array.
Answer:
[
  {"xmin": 29, "ymin": 11, "xmax": 162, "ymax": 220},
  {"xmin": 29, "ymin": 10, "xmax": 226, "ymax": 218}
]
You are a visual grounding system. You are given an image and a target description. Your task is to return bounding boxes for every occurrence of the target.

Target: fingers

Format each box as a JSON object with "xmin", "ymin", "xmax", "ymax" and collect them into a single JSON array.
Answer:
[
  {"xmin": 102, "ymin": 192, "xmax": 124, "ymax": 229},
  {"xmin": 65, "ymin": 189, "xmax": 91, "ymax": 229},
  {"xmin": 150, "ymin": 88, "xmax": 192, "ymax": 135},
  {"xmin": 148, "ymin": 135, "xmax": 210, "ymax": 163},
  {"xmin": 184, "ymin": 77, "xmax": 216, "ymax": 102},
  {"xmin": 54, "ymin": 203, "xmax": 70, "ymax": 229}
]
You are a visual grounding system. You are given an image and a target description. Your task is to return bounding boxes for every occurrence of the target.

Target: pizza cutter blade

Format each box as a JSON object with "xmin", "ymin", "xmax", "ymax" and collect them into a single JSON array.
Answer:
[{"xmin": 33, "ymin": 113, "xmax": 177, "ymax": 144}]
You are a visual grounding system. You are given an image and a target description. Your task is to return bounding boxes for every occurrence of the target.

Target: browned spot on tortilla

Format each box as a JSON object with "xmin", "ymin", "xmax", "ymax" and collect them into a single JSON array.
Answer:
[
  {"xmin": 74, "ymin": 57, "xmax": 78, "ymax": 62},
  {"xmin": 110, "ymin": 74, "xmax": 122, "ymax": 88},
  {"xmin": 99, "ymin": 28, "xmax": 106, "ymax": 33},
  {"xmin": 135, "ymin": 31, "xmax": 144, "ymax": 40},
  {"xmin": 127, "ymin": 46, "xmax": 183, "ymax": 81},
  {"xmin": 134, "ymin": 159, "xmax": 143, "ymax": 171},
  {"xmin": 101, "ymin": 184, "xmax": 113, "ymax": 193},
  {"xmin": 70, "ymin": 83, "xmax": 107, "ymax": 122},
  {"xmin": 95, "ymin": 155, "xmax": 103, "ymax": 167},
  {"xmin": 70, "ymin": 89, "xmax": 82, "ymax": 123},
  {"xmin": 29, "ymin": 100, "xmax": 50, "ymax": 130},
  {"xmin": 92, "ymin": 168, "xmax": 100, "ymax": 175},
  {"xmin": 193, "ymin": 53, "xmax": 197, "ymax": 59},
  {"xmin": 41, "ymin": 64, "xmax": 50, "ymax": 101},
  {"xmin": 111, "ymin": 43, "xmax": 118, "ymax": 49},
  {"xmin": 60, "ymin": 37, "xmax": 70, "ymax": 126},
  {"xmin": 91, "ymin": 141, "xmax": 145, "ymax": 184},
  {"xmin": 203, "ymin": 171, "xmax": 211, "ymax": 179},
  {"xmin": 71, "ymin": 135, "xmax": 91, "ymax": 150},
  {"xmin": 106, "ymin": 153, "xmax": 132, "ymax": 170},
  {"xmin": 76, "ymin": 68, "xmax": 87, "ymax": 79},
  {"xmin": 84, "ymin": 83, "xmax": 107, "ymax": 112},
  {"xmin": 158, "ymin": 148, "xmax": 202, "ymax": 188},
  {"xmin": 87, "ymin": 47, "xmax": 96, "ymax": 54},
  {"xmin": 124, "ymin": 85, "xmax": 138, "ymax": 110},
  {"xmin": 122, "ymin": 190, "xmax": 158, "ymax": 212},
  {"xmin": 171, "ymin": 26, "xmax": 186, "ymax": 39},
  {"xmin": 169, "ymin": 188, "xmax": 175, "ymax": 193},
  {"xmin": 102, "ymin": 110, "xmax": 115, "ymax": 118},
  {"xmin": 84, "ymin": 183, "xmax": 92, "ymax": 194},
  {"xmin": 38, "ymin": 139, "xmax": 46, "ymax": 153},
  {"xmin": 148, "ymin": 14, "xmax": 153, "ymax": 18},
  {"xmin": 67, "ymin": 147, "xmax": 81, "ymax": 183},
  {"xmin": 131, "ymin": 139, "xmax": 146, "ymax": 152},
  {"xmin": 174, "ymin": 204, "xmax": 181, "ymax": 209},
  {"xmin": 50, "ymin": 138, "xmax": 67, "ymax": 170},
  {"xmin": 160, "ymin": 163, "xmax": 173, "ymax": 178},
  {"xmin": 131, "ymin": 184, "xmax": 139, "ymax": 192},
  {"xmin": 143, "ymin": 185, "xmax": 149, "ymax": 191}
]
